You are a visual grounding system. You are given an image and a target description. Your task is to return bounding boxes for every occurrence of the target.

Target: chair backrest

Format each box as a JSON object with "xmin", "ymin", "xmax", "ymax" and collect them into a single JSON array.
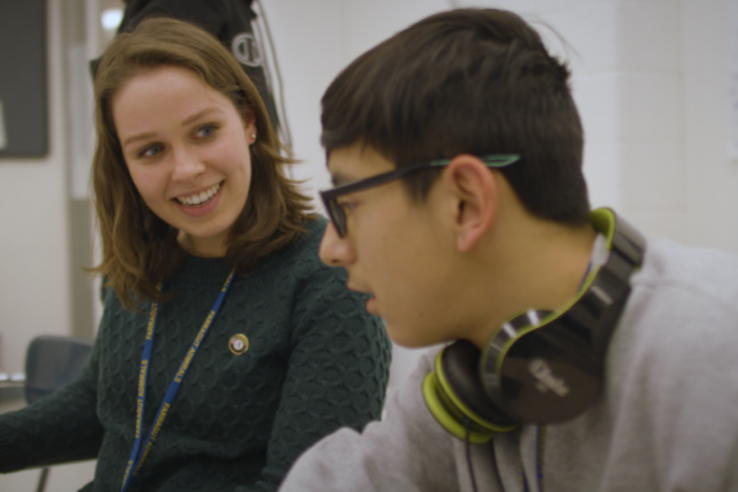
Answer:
[{"xmin": 25, "ymin": 335, "xmax": 93, "ymax": 405}]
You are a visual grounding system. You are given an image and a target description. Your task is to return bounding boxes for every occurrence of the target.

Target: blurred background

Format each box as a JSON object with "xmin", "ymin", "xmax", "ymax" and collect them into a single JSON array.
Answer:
[{"xmin": 0, "ymin": 0, "xmax": 736, "ymax": 489}]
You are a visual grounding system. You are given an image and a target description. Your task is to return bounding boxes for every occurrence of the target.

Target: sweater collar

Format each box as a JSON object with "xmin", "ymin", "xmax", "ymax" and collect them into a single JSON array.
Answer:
[
  {"xmin": 172, "ymin": 255, "xmax": 233, "ymax": 285},
  {"xmin": 168, "ymin": 216, "xmax": 326, "ymax": 285}
]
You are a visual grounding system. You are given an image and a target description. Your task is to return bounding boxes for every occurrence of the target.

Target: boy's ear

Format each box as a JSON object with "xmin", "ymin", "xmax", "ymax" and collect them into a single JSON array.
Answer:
[{"xmin": 441, "ymin": 155, "xmax": 499, "ymax": 253}]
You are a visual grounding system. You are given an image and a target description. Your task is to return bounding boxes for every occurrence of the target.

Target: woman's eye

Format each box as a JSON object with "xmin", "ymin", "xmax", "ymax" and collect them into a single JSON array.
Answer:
[
  {"xmin": 196, "ymin": 124, "xmax": 217, "ymax": 138},
  {"xmin": 139, "ymin": 144, "xmax": 163, "ymax": 158}
]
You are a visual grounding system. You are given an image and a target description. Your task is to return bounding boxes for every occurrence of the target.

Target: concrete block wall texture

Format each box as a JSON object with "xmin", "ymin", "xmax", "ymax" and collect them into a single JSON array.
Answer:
[
  {"xmin": 612, "ymin": 2, "xmax": 688, "ymax": 243},
  {"xmin": 682, "ymin": 0, "xmax": 738, "ymax": 253}
]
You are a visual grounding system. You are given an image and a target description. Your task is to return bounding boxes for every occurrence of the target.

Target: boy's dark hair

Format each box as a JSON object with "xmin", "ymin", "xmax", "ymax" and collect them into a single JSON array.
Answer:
[{"xmin": 321, "ymin": 8, "xmax": 590, "ymax": 225}]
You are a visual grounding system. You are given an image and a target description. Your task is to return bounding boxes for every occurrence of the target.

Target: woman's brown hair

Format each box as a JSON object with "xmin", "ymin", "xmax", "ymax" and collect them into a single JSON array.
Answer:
[{"xmin": 92, "ymin": 17, "xmax": 312, "ymax": 310}]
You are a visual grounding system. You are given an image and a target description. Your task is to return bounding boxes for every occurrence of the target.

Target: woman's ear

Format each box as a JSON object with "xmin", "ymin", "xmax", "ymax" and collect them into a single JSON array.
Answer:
[
  {"xmin": 242, "ymin": 106, "xmax": 257, "ymax": 140},
  {"xmin": 442, "ymin": 155, "xmax": 499, "ymax": 253}
]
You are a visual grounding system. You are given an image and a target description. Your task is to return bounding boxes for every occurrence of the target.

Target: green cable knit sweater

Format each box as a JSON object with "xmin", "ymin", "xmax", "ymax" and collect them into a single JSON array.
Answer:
[{"xmin": 0, "ymin": 217, "xmax": 391, "ymax": 492}]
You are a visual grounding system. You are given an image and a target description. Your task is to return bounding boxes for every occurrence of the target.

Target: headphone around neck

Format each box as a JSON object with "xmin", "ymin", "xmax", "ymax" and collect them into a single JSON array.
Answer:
[{"xmin": 423, "ymin": 208, "xmax": 646, "ymax": 443}]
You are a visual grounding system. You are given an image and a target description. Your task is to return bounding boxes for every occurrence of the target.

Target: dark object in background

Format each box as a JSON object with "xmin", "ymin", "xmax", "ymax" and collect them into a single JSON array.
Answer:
[
  {"xmin": 25, "ymin": 335, "xmax": 94, "ymax": 492},
  {"xmin": 0, "ymin": 0, "xmax": 48, "ymax": 158},
  {"xmin": 25, "ymin": 335, "xmax": 93, "ymax": 405},
  {"xmin": 91, "ymin": 0, "xmax": 281, "ymax": 134}
]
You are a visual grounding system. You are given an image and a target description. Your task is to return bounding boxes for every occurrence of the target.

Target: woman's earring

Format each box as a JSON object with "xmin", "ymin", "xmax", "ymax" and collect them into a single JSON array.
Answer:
[{"xmin": 250, "ymin": 133, "xmax": 257, "ymax": 143}]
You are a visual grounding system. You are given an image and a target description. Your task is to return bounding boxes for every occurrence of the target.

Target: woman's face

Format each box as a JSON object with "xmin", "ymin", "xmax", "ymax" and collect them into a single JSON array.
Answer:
[{"xmin": 112, "ymin": 65, "xmax": 256, "ymax": 257}]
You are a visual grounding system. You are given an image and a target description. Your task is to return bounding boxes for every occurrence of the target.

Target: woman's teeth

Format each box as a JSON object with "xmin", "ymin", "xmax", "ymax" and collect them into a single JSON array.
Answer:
[{"xmin": 176, "ymin": 182, "xmax": 221, "ymax": 206}]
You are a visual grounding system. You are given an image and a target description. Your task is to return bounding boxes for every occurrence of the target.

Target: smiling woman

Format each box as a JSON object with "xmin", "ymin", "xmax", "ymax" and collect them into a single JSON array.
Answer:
[{"xmin": 0, "ymin": 17, "xmax": 391, "ymax": 492}]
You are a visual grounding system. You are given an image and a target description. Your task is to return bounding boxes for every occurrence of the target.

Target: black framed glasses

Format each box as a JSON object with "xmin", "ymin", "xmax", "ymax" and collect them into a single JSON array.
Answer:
[{"xmin": 320, "ymin": 154, "xmax": 520, "ymax": 237}]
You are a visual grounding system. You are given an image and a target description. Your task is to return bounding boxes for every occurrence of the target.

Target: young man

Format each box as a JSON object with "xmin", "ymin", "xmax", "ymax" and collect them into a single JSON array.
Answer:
[{"xmin": 279, "ymin": 8, "xmax": 738, "ymax": 492}]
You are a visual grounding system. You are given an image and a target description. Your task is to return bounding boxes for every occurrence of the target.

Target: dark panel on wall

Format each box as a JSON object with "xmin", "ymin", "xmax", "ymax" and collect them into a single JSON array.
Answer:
[{"xmin": 0, "ymin": 0, "xmax": 48, "ymax": 158}]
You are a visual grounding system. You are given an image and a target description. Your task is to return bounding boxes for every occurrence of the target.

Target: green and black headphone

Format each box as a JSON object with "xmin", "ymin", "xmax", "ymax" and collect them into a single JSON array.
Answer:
[{"xmin": 423, "ymin": 208, "xmax": 646, "ymax": 443}]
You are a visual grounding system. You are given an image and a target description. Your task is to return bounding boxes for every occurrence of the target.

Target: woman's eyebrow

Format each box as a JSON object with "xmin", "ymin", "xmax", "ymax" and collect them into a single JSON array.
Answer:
[
  {"xmin": 121, "ymin": 108, "xmax": 224, "ymax": 149},
  {"xmin": 122, "ymin": 131, "xmax": 156, "ymax": 149},
  {"xmin": 181, "ymin": 107, "xmax": 222, "ymax": 126}
]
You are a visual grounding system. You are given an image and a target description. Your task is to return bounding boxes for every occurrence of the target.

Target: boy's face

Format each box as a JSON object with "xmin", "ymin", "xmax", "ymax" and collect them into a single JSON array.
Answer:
[{"xmin": 319, "ymin": 143, "xmax": 467, "ymax": 347}]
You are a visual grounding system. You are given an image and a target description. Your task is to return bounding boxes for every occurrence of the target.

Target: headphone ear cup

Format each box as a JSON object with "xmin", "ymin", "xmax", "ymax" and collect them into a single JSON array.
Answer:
[{"xmin": 440, "ymin": 340, "xmax": 518, "ymax": 427}]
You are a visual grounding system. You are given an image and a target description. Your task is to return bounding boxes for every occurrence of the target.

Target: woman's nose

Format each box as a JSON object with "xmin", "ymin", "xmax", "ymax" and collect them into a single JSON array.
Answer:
[{"xmin": 171, "ymin": 148, "xmax": 205, "ymax": 181}]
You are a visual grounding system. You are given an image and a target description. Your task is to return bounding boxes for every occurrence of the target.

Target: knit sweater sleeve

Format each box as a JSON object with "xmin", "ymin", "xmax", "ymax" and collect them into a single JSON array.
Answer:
[
  {"xmin": 239, "ymin": 261, "xmax": 392, "ymax": 492},
  {"xmin": 0, "ymin": 333, "xmax": 104, "ymax": 472}
]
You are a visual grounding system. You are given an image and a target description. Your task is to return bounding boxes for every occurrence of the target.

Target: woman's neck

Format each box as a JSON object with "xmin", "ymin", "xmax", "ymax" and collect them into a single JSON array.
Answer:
[{"xmin": 177, "ymin": 231, "xmax": 229, "ymax": 258}]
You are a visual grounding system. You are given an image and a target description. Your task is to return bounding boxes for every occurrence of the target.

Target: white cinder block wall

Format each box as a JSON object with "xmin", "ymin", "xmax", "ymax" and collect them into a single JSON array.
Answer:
[{"xmin": 682, "ymin": 0, "xmax": 738, "ymax": 252}]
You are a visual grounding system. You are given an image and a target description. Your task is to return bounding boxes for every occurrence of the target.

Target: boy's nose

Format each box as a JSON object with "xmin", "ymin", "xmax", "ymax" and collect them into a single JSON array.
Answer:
[{"xmin": 319, "ymin": 222, "xmax": 356, "ymax": 267}]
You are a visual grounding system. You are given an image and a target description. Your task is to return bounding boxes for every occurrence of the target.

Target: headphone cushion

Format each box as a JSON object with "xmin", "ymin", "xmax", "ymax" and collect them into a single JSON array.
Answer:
[{"xmin": 441, "ymin": 340, "xmax": 517, "ymax": 426}]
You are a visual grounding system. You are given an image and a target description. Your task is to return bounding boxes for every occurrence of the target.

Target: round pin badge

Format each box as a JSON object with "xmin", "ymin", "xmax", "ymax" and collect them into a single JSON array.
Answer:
[{"xmin": 229, "ymin": 334, "xmax": 250, "ymax": 355}]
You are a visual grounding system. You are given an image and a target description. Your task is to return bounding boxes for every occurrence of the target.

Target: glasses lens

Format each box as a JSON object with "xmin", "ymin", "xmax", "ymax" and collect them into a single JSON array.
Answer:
[{"xmin": 327, "ymin": 198, "xmax": 347, "ymax": 237}]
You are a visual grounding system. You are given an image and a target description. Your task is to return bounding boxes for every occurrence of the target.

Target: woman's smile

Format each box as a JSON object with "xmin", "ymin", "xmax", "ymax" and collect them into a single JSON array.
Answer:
[
  {"xmin": 174, "ymin": 181, "xmax": 222, "ymax": 207},
  {"xmin": 173, "ymin": 181, "xmax": 225, "ymax": 218}
]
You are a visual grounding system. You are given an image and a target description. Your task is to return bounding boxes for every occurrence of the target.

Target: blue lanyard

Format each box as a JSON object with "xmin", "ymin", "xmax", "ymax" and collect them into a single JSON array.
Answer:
[{"xmin": 120, "ymin": 269, "xmax": 236, "ymax": 492}]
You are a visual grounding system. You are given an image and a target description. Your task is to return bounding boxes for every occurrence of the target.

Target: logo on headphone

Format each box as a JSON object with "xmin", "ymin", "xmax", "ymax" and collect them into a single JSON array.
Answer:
[
  {"xmin": 232, "ymin": 33, "xmax": 264, "ymax": 67},
  {"xmin": 529, "ymin": 359, "xmax": 570, "ymax": 397}
]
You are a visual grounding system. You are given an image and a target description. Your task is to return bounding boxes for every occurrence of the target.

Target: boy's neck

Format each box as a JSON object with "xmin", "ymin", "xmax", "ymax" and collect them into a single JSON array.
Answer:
[{"xmin": 462, "ymin": 207, "xmax": 597, "ymax": 350}]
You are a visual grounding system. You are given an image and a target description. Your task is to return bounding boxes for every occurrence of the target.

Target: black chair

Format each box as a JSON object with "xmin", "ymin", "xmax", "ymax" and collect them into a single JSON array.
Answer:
[{"xmin": 25, "ymin": 335, "xmax": 93, "ymax": 492}]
